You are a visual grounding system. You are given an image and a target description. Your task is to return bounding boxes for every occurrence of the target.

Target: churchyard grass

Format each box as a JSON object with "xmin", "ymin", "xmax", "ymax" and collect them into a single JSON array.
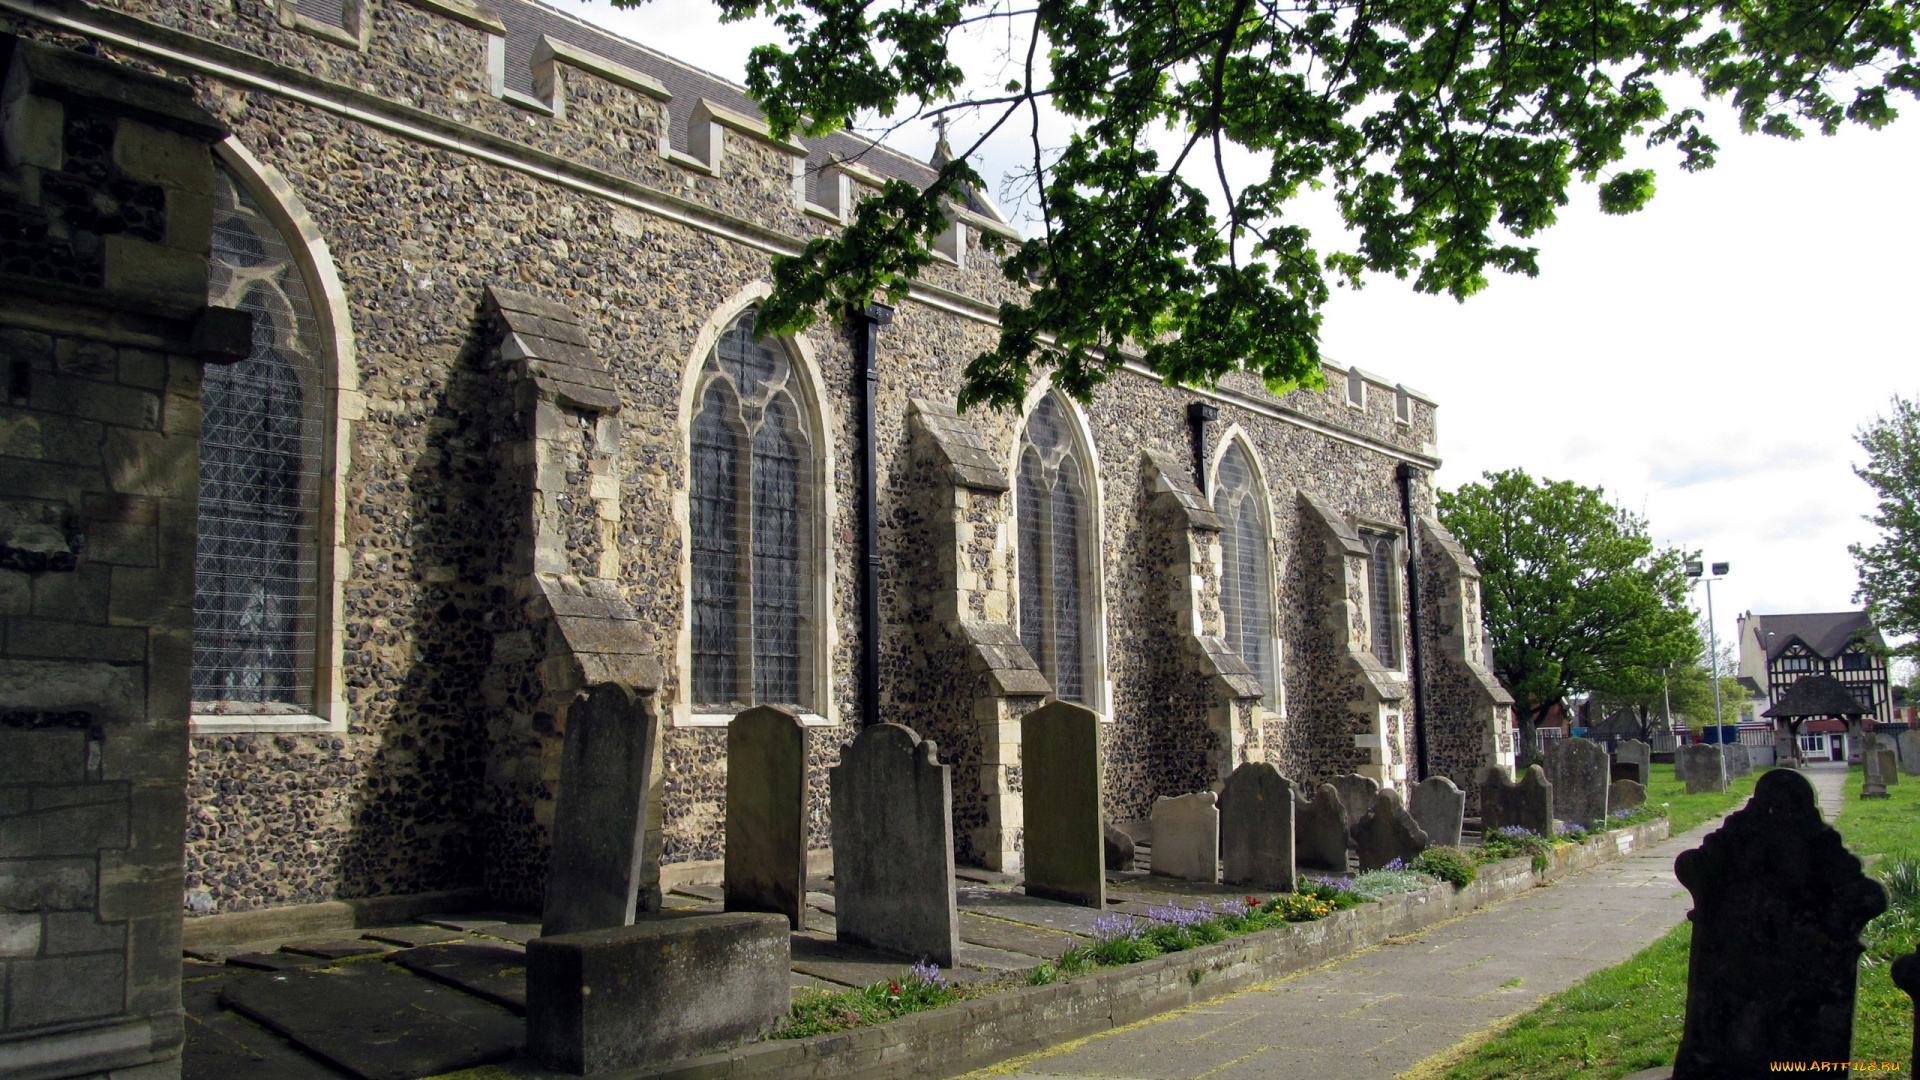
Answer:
[
  {"xmin": 1840, "ymin": 762, "xmax": 1920, "ymax": 1063},
  {"xmin": 1646, "ymin": 762, "xmax": 1763, "ymax": 834}
]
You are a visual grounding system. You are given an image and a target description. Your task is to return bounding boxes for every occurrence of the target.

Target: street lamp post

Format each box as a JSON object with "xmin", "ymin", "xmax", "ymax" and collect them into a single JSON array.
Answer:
[{"xmin": 1686, "ymin": 560, "xmax": 1731, "ymax": 734}]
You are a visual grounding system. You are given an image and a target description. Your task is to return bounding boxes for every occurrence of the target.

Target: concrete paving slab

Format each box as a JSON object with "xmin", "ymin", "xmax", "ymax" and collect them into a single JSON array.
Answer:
[
  {"xmin": 958, "ymin": 887, "xmax": 1112, "ymax": 936},
  {"xmin": 389, "ymin": 943, "xmax": 529, "ymax": 1014},
  {"xmin": 415, "ymin": 914, "xmax": 507, "ymax": 932},
  {"xmin": 360, "ymin": 925, "xmax": 467, "ymax": 948},
  {"xmin": 957, "ymin": 912, "xmax": 1083, "ymax": 959},
  {"xmin": 806, "ymin": 890, "xmax": 837, "ymax": 915},
  {"xmin": 226, "ymin": 952, "xmax": 331, "ymax": 972},
  {"xmin": 219, "ymin": 964, "xmax": 521, "ymax": 1080},
  {"xmin": 282, "ymin": 939, "xmax": 392, "ymax": 961},
  {"xmin": 956, "ymin": 941, "xmax": 1041, "ymax": 972},
  {"xmin": 471, "ymin": 922, "xmax": 541, "ymax": 945},
  {"xmin": 183, "ymin": 970, "xmax": 352, "ymax": 1080}
]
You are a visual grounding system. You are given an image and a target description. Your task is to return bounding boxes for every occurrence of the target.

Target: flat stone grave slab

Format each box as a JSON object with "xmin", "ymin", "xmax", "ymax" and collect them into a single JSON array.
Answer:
[
  {"xmin": 957, "ymin": 912, "xmax": 1083, "ymax": 959},
  {"xmin": 956, "ymin": 941, "xmax": 1042, "ymax": 972},
  {"xmin": 417, "ymin": 914, "xmax": 507, "ymax": 932},
  {"xmin": 806, "ymin": 891, "xmax": 837, "ymax": 915},
  {"xmin": 473, "ymin": 922, "xmax": 541, "ymax": 946},
  {"xmin": 788, "ymin": 935, "xmax": 994, "ymax": 988},
  {"xmin": 806, "ymin": 908, "xmax": 838, "ymax": 934},
  {"xmin": 220, "ymin": 963, "xmax": 522, "ymax": 1080},
  {"xmin": 226, "ymin": 952, "xmax": 331, "ymax": 972},
  {"xmin": 361, "ymin": 925, "xmax": 467, "ymax": 948},
  {"xmin": 183, "ymin": 971, "xmax": 347, "ymax": 1080},
  {"xmin": 957, "ymin": 886, "xmax": 1111, "ymax": 936},
  {"xmin": 282, "ymin": 939, "xmax": 392, "ymax": 961},
  {"xmin": 954, "ymin": 867, "xmax": 1021, "ymax": 887},
  {"xmin": 671, "ymin": 882, "xmax": 725, "ymax": 903},
  {"xmin": 789, "ymin": 971, "xmax": 843, "ymax": 996},
  {"xmin": 1114, "ymin": 877, "xmax": 1258, "ymax": 900},
  {"xmin": 390, "ymin": 943, "xmax": 529, "ymax": 1014}
]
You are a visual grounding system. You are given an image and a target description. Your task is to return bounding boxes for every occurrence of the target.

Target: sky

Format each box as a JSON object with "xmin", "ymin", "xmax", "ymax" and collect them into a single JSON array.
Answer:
[{"xmin": 551, "ymin": 0, "xmax": 1919, "ymax": 653}]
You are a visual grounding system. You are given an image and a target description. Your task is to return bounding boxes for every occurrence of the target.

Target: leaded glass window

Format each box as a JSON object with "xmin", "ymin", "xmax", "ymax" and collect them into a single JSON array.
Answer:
[
  {"xmin": 192, "ymin": 166, "xmax": 325, "ymax": 714},
  {"xmin": 1215, "ymin": 444, "xmax": 1274, "ymax": 705},
  {"xmin": 1016, "ymin": 395, "xmax": 1091, "ymax": 704},
  {"xmin": 689, "ymin": 311, "xmax": 815, "ymax": 712},
  {"xmin": 1363, "ymin": 530, "xmax": 1398, "ymax": 667}
]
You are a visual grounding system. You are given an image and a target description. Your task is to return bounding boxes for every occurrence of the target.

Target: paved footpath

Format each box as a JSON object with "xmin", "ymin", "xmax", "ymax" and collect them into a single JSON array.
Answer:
[{"xmin": 976, "ymin": 765, "xmax": 1851, "ymax": 1080}]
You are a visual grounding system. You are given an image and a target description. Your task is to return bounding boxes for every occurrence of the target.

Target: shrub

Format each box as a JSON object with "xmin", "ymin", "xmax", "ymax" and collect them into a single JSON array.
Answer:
[
  {"xmin": 1412, "ymin": 846, "xmax": 1477, "ymax": 889},
  {"xmin": 1477, "ymin": 825, "xmax": 1552, "ymax": 863},
  {"xmin": 1350, "ymin": 868, "xmax": 1434, "ymax": 899}
]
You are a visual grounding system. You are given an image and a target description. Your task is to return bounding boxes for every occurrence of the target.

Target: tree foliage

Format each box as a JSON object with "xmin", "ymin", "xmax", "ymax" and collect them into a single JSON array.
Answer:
[
  {"xmin": 1437, "ymin": 468, "xmax": 1698, "ymax": 747},
  {"xmin": 1852, "ymin": 394, "xmax": 1920, "ymax": 661},
  {"xmin": 624, "ymin": 0, "xmax": 1920, "ymax": 407}
]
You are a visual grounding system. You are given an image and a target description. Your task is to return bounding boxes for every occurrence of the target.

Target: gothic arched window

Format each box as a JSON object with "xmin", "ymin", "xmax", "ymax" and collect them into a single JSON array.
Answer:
[
  {"xmin": 1017, "ymin": 394, "xmax": 1094, "ymax": 705},
  {"xmin": 689, "ymin": 310, "xmax": 816, "ymax": 712},
  {"xmin": 1215, "ymin": 443, "xmax": 1275, "ymax": 705},
  {"xmin": 193, "ymin": 166, "xmax": 326, "ymax": 714}
]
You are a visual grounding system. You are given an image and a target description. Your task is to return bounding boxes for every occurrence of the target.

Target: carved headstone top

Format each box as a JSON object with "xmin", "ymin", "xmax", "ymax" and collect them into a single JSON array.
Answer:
[
  {"xmin": 1293, "ymin": 782, "xmax": 1349, "ymax": 872},
  {"xmin": 1673, "ymin": 769, "xmax": 1886, "ymax": 1075},
  {"xmin": 1609, "ymin": 779, "xmax": 1645, "ymax": 813},
  {"xmin": 1353, "ymin": 789, "xmax": 1429, "ymax": 872},
  {"xmin": 1680, "ymin": 743, "xmax": 1727, "ymax": 795},
  {"xmin": 1546, "ymin": 737, "xmax": 1610, "ymax": 831},
  {"xmin": 1615, "ymin": 739, "xmax": 1651, "ymax": 786},
  {"xmin": 1150, "ymin": 791, "xmax": 1220, "ymax": 883},
  {"xmin": 1328, "ymin": 774, "xmax": 1380, "ymax": 839},
  {"xmin": 1477, "ymin": 764, "xmax": 1554, "ymax": 838},
  {"xmin": 543, "ymin": 683, "xmax": 660, "ymax": 936},
  {"xmin": 1220, "ymin": 763, "xmax": 1295, "ymax": 892},
  {"xmin": 1409, "ymin": 776, "xmax": 1465, "ymax": 849},
  {"xmin": 830, "ymin": 723, "xmax": 959, "ymax": 966}
]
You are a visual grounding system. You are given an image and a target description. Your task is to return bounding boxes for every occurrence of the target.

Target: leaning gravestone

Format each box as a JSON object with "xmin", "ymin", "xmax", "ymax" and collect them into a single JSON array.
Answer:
[
  {"xmin": 1609, "ymin": 779, "xmax": 1645, "ymax": 813},
  {"xmin": 830, "ymin": 723, "xmax": 959, "ymax": 966},
  {"xmin": 1671, "ymin": 769, "xmax": 1885, "ymax": 1076},
  {"xmin": 1722, "ymin": 743, "xmax": 1752, "ymax": 779},
  {"xmin": 1901, "ymin": 730, "xmax": 1920, "ymax": 777},
  {"xmin": 1477, "ymin": 764, "xmax": 1554, "ymax": 837},
  {"xmin": 1220, "ymin": 762, "xmax": 1294, "ymax": 892},
  {"xmin": 1104, "ymin": 823, "xmax": 1136, "ymax": 871},
  {"xmin": 1151, "ymin": 791, "xmax": 1220, "ymax": 882},
  {"xmin": 1679, "ymin": 743, "xmax": 1727, "ymax": 795},
  {"xmin": 1329, "ymin": 773, "xmax": 1380, "ymax": 840},
  {"xmin": 725, "ymin": 705, "xmax": 809, "ymax": 930},
  {"xmin": 1294, "ymin": 783, "xmax": 1350, "ymax": 871},
  {"xmin": 1354, "ymin": 789, "xmax": 1429, "ymax": 872},
  {"xmin": 1546, "ymin": 737, "xmax": 1610, "ymax": 830},
  {"xmin": 543, "ymin": 682, "xmax": 659, "ymax": 937},
  {"xmin": 1614, "ymin": 739, "xmax": 1651, "ymax": 787},
  {"xmin": 1022, "ymin": 700, "xmax": 1106, "ymax": 908},
  {"xmin": 1408, "ymin": 776, "xmax": 1465, "ymax": 849}
]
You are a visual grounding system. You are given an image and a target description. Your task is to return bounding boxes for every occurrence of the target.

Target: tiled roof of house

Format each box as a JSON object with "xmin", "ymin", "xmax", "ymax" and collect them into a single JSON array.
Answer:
[{"xmin": 1748, "ymin": 611, "xmax": 1881, "ymax": 662}]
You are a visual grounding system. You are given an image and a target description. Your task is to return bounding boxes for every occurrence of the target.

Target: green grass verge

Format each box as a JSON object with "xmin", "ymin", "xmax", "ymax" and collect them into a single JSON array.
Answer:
[{"xmin": 1442, "ymin": 762, "xmax": 1920, "ymax": 1077}]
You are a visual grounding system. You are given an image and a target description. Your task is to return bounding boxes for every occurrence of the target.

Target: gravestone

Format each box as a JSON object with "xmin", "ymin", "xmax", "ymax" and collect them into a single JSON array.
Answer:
[
  {"xmin": 543, "ymin": 682, "xmax": 660, "ymax": 937},
  {"xmin": 1408, "ymin": 776, "xmax": 1464, "ymax": 849},
  {"xmin": 1892, "ymin": 951, "xmax": 1920, "ymax": 1066},
  {"xmin": 1614, "ymin": 739, "xmax": 1651, "ymax": 786},
  {"xmin": 1150, "ymin": 791, "xmax": 1220, "ymax": 882},
  {"xmin": 1773, "ymin": 726, "xmax": 1801, "ymax": 769},
  {"xmin": 1901, "ymin": 730, "xmax": 1920, "ymax": 777},
  {"xmin": 1609, "ymin": 779, "xmax": 1645, "ymax": 813},
  {"xmin": 1671, "ymin": 769, "xmax": 1886, "ymax": 1076},
  {"xmin": 830, "ymin": 723, "xmax": 959, "ymax": 966},
  {"xmin": 1673, "ymin": 745, "xmax": 1686, "ymax": 781},
  {"xmin": 1863, "ymin": 748, "xmax": 1894, "ymax": 799},
  {"xmin": 1878, "ymin": 748, "xmax": 1899, "ymax": 786},
  {"xmin": 1294, "ymin": 783, "xmax": 1350, "ymax": 871},
  {"xmin": 1722, "ymin": 743, "xmax": 1752, "ymax": 779},
  {"xmin": 1022, "ymin": 700, "xmax": 1106, "ymax": 908},
  {"xmin": 1104, "ymin": 823, "xmax": 1136, "ymax": 871},
  {"xmin": 1546, "ymin": 737, "xmax": 1610, "ymax": 831},
  {"xmin": 1354, "ymin": 789, "xmax": 1429, "ymax": 872},
  {"xmin": 1679, "ymin": 744, "xmax": 1727, "ymax": 795},
  {"xmin": 1329, "ymin": 773, "xmax": 1380, "ymax": 839},
  {"xmin": 1219, "ymin": 762, "xmax": 1294, "ymax": 892},
  {"xmin": 1477, "ymin": 764, "xmax": 1554, "ymax": 837},
  {"xmin": 725, "ymin": 705, "xmax": 809, "ymax": 930}
]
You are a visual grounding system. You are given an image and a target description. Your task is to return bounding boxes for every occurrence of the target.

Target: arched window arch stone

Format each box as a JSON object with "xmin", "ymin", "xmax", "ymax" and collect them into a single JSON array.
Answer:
[
  {"xmin": 1215, "ymin": 440, "xmax": 1278, "ymax": 707},
  {"xmin": 1014, "ymin": 392, "xmax": 1107, "ymax": 712}
]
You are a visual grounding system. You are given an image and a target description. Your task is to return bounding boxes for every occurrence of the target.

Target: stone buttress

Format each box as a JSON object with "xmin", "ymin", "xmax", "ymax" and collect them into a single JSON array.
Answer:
[
  {"xmin": 1418, "ymin": 515, "xmax": 1515, "ymax": 808},
  {"xmin": 1298, "ymin": 492, "xmax": 1410, "ymax": 788}
]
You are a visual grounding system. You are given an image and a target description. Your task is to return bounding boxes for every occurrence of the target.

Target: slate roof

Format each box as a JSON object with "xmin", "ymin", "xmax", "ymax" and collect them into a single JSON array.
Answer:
[
  {"xmin": 488, "ymin": 0, "xmax": 1004, "ymax": 218},
  {"xmin": 1762, "ymin": 674, "xmax": 1872, "ymax": 719},
  {"xmin": 1748, "ymin": 611, "xmax": 1880, "ymax": 662}
]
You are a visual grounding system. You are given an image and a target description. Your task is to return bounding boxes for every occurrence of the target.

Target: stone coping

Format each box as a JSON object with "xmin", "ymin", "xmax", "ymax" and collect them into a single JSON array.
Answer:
[{"xmin": 492, "ymin": 816, "xmax": 1670, "ymax": 1080}]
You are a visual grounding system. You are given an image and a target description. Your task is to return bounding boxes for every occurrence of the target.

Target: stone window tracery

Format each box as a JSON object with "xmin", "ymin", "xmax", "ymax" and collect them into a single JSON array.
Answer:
[
  {"xmin": 1017, "ymin": 394, "xmax": 1091, "ymax": 704},
  {"xmin": 192, "ymin": 165, "xmax": 325, "ymax": 714},
  {"xmin": 689, "ymin": 310, "xmax": 815, "ymax": 712},
  {"xmin": 1363, "ymin": 530, "xmax": 1399, "ymax": 666},
  {"xmin": 1215, "ymin": 443, "xmax": 1275, "ymax": 705}
]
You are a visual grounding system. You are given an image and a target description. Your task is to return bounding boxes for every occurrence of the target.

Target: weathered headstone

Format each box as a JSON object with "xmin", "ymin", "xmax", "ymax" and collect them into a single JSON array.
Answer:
[
  {"xmin": 1477, "ymin": 764, "xmax": 1554, "ymax": 837},
  {"xmin": 1609, "ymin": 779, "xmax": 1645, "ymax": 813},
  {"xmin": 725, "ymin": 705, "xmax": 809, "ymax": 930},
  {"xmin": 1022, "ymin": 700, "xmax": 1106, "ymax": 908},
  {"xmin": 1546, "ymin": 736, "xmax": 1610, "ymax": 831},
  {"xmin": 1408, "ymin": 776, "xmax": 1464, "ymax": 849},
  {"xmin": 1329, "ymin": 773, "xmax": 1380, "ymax": 839},
  {"xmin": 1294, "ymin": 783, "xmax": 1350, "ymax": 871},
  {"xmin": 1614, "ymin": 739, "xmax": 1651, "ymax": 787},
  {"xmin": 543, "ymin": 682, "xmax": 660, "ymax": 937},
  {"xmin": 1104, "ymin": 823, "xmax": 1136, "ymax": 871},
  {"xmin": 1219, "ymin": 762, "xmax": 1295, "ymax": 892},
  {"xmin": 1150, "ymin": 791, "xmax": 1219, "ymax": 883},
  {"xmin": 1673, "ymin": 744, "xmax": 1687, "ymax": 781},
  {"xmin": 1722, "ymin": 743, "xmax": 1752, "ymax": 779},
  {"xmin": 1863, "ymin": 747, "xmax": 1894, "ymax": 799},
  {"xmin": 1679, "ymin": 743, "xmax": 1727, "ymax": 795},
  {"xmin": 1901, "ymin": 730, "xmax": 1920, "ymax": 777},
  {"xmin": 1671, "ymin": 769, "xmax": 1886, "ymax": 1076},
  {"xmin": 1354, "ymin": 789, "xmax": 1429, "ymax": 872},
  {"xmin": 830, "ymin": 723, "xmax": 959, "ymax": 966},
  {"xmin": 1878, "ymin": 748, "xmax": 1899, "ymax": 786}
]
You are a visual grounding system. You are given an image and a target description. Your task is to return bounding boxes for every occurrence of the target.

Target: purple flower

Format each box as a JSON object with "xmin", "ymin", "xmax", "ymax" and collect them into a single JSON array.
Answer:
[
  {"xmin": 908, "ymin": 961, "xmax": 947, "ymax": 987},
  {"xmin": 1381, "ymin": 858, "xmax": 1408, "ymax": 872},
  {"xmin": 1090, "ymin": 913, "xmax": 1140, "ymax": 942}
]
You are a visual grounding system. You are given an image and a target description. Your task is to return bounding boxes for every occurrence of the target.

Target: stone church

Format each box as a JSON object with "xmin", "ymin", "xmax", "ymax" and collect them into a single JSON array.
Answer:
[{"xmin": 0, "ymin": 0, "xmax": 1514, "ymax": 1072}]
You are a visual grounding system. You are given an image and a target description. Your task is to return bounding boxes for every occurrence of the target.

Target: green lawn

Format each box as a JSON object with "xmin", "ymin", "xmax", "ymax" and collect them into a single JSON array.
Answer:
[{"xmin": 1439, "ymin": 763, "xmax": 1920, "ymax": 1079}]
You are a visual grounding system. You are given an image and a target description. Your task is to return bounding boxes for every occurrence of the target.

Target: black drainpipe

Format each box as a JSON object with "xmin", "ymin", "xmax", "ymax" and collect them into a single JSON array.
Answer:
[
  {"xmin": 850, "ymin": 303, "xmax": 892, "ymax": 728},
  {"xmin": 1397, "ymin": 462, "xmax": 1431, "ymax": 781},
  {"xmin": 1187, "ymin": 401, "xmax": 1217, "ymax": 491}
]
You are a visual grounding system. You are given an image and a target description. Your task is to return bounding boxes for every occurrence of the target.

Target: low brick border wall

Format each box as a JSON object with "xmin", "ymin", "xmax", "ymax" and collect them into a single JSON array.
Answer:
[{"xmin": 556, "ymin": 817, "xmax": 1670, "ymax": 1080}]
